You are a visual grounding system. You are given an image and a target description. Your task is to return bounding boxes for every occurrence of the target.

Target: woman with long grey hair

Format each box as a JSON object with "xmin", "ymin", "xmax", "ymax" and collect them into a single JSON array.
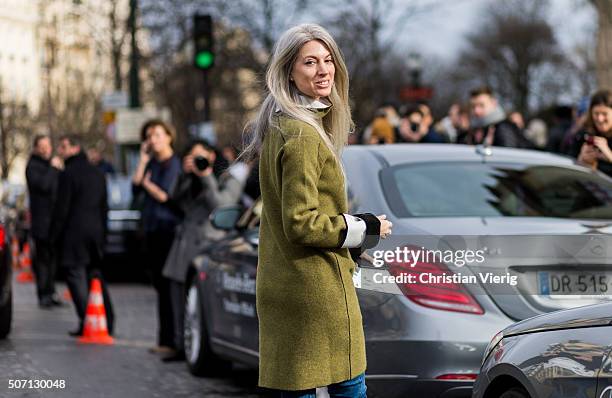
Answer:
[{"xmin": 241, "ymin": 24, "xmax": 392, "ymax": 397}]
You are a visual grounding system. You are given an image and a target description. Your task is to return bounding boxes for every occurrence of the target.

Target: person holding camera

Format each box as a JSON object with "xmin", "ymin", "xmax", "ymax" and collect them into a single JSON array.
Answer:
[
  {"xmin": 161, "ymin": 140, "xmax": 248, "ymax": 362},
  {"xmin": 132, "ymin": 119, "xmax": 182, "ymax": 356},
  {"xmin": 570, "ymin": 90, "xmax": 612, "ymax": 178},
  {"xmin": 397, "ymin": 106, "xmax": 428, "ymax": 143}
]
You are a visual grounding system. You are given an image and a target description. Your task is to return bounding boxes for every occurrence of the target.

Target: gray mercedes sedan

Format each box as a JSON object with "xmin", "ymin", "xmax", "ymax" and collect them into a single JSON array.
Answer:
[{"xmin": 183, "ymin": 144, "xmax": 612, "ymax": 398}]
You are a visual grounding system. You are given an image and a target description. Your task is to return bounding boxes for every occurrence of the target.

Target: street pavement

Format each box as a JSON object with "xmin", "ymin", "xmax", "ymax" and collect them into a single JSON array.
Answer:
[{"xmin": 0, "ymin": 278, "xmax": 265, "ymax": 398}]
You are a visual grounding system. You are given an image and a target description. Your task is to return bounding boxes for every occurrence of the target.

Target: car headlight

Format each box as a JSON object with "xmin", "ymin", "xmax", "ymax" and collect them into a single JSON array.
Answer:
[{"xmin": 482, "ymin": 330, "xmax": 503, "ymax": 366}]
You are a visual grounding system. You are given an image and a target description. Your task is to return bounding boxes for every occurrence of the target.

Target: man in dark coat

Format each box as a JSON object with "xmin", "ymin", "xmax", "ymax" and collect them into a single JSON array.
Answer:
[
  {"xmin": 25, "ymin": 135, "xmax": 62, "ymax": 308},
  {"xmin": 468, "ymin": 86, "xmax": 534, "ymax": 148},
  {"xmin": 50, "ymin": 135, "xmax": 114, "ymax": 336}
]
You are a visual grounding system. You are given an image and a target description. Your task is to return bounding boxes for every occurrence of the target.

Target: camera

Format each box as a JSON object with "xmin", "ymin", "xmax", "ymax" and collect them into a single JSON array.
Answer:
[{"xmin": 194, "ymin": 156, "xmax": 210, "ymax": 171}]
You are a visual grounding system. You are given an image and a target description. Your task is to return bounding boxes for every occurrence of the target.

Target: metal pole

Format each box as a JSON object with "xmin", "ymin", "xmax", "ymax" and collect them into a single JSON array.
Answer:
[
  {"xmin": 128, "ymin": 0, "xmax": 140, "ymax": 108},
  {"xmin": 203, "ymin": 70, "xmax": 210, "ymax": 122}
]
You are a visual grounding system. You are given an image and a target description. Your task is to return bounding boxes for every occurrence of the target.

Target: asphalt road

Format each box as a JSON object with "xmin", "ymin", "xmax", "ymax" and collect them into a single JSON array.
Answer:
[{"xmin": 0, "ymin": 278, "xmax": 265, "ymax": 398}]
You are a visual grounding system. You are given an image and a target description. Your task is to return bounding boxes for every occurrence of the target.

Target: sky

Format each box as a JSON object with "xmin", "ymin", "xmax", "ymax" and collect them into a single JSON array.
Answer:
[{"xmin": 393, "ymin": 0, "xmax": 596, "ymax": 61}]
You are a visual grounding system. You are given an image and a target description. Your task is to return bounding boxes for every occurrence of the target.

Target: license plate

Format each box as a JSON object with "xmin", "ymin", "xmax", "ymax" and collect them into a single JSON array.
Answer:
[{"xmin": 539, "ymin": 271, "xmax": 612, "ymax": 297}]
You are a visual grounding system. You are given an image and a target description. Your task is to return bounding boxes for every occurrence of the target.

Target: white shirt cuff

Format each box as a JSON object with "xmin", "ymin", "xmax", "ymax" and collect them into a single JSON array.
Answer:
[{"xmin": 341, "ymin": 214, "xmax": 366, "ymax": 248}]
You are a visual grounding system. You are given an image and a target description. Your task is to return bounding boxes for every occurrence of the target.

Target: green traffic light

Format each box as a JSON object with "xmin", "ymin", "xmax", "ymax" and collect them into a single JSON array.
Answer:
[{"xmin": 196, "ymin": 51, "xmax": 214, "ymax": 69}]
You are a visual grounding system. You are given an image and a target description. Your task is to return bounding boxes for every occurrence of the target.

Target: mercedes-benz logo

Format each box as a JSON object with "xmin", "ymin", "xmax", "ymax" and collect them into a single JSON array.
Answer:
[{"xmin": 591, "ymin": 244, "xmax": 605, "ymax": 256}]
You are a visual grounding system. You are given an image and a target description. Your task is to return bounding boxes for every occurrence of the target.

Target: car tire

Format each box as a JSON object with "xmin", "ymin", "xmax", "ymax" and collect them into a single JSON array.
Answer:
[
  {"xmin": 184, "ymin": 272, "xmax": 231, "ymax": 376},
  {"xmin": 0, "ymin": 291, "xmax": 12, "ymax": 339},
  {"xmin": 499, "ymin": 387, "xmax": 530, "ymax": 398}
]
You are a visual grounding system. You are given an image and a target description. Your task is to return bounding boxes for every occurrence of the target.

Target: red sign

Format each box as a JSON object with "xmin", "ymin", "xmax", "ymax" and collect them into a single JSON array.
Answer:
[{"xmin": 399, "ymin": 86, "xmax": 434, "ymax": 102}]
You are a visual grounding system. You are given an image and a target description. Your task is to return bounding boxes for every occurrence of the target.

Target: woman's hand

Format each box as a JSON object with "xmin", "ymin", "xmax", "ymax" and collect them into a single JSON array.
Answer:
[
  {"xmin": 139, "ymin": 141, "xmax": 151, "ymax": 165},
  {"xmin": 399, "ymin": 120, "xmax": 421, "ymax": 142},
  {"xmin": 142, "ymin": 171, "xmax": 168, "ymax": 203},
  {"xmin": 50, "ymin": 156, "xmax": 64, "ymax": 170},
  {"xmin": 377, "ymin": 214, "xmax": 393, "ymax": 239},
  {"xmin": 593, "ymin": 136, "xmax": 612, "ymax": 162},
  {"xmin": 183, "ymin": 155, "xmax": 195, "ymax": 174},
  {"xmin": 193, "ymin": 165, "xmax": 214, "ymax": 177},
  {"xmin": 578, "ymin": 143, "xmax": 599, "ymax": 168},
  {"xmin": 132, "ymin": 142, "xmax": 151, "ymax": 186},
  {"xmin": 142, "ymin": 170, "xmax": 153, "ymax": 190}
]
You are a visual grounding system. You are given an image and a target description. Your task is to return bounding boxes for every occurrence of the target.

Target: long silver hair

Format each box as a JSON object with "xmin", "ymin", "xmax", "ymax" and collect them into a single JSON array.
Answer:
[{"xmin": 241, "ymin": 23, "xmax": 353, "ymax": 164}]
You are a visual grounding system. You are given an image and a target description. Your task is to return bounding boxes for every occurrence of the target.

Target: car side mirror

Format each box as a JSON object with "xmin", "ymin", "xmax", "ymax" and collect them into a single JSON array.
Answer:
[{"xmin": 210, "ymin": 205, "xmax": 243, "ymax": 231}]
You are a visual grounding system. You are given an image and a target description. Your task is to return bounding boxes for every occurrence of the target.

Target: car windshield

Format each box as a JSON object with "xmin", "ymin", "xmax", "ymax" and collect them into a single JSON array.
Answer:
[{"xmin": 382, "ymin": 162, "xmax": 612, "ymax": 219}]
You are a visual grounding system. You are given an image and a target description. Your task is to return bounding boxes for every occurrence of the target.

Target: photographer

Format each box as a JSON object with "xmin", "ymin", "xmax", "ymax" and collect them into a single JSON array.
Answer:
[
  {"xmin": 160, "ymin": 140, "xmax": 247, "ymax": 362},
  {"xmin": 397, "ymin": 106, "xmax": 427, "ymax": 143}
]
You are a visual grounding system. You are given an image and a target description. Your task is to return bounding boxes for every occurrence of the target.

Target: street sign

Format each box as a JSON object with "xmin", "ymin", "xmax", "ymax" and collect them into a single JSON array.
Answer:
[
  {"xmin": 399, "ymin": 86, "xmax": 434, "ymax": 102},
  {"xmin": 102, "ymin": 92, "xmax": 129, "ymax": 111},
  {"xmin": 115, "ymin": 108, "xmax": 171, "ymax": 144}
]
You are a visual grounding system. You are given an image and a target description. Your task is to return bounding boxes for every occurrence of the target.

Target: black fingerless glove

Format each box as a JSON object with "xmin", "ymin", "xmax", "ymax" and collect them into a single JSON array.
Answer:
[{"xmin": 348, "ymin": 212, "xmax": 381, "ymax": 261}]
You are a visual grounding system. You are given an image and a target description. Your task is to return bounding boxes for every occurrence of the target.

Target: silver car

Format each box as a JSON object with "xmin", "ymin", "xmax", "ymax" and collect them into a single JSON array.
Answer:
[{"xmin": 184, "ymin": 144, "xmax": 612, "ymax": 398}]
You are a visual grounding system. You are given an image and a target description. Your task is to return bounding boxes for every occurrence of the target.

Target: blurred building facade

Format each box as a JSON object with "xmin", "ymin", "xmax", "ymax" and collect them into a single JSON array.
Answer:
[
  {"xmin": 0, "ymin": 0, "xmax": 42, "ymax": 111},
  {"xmin": 0, "ymin": 0, "xmax": 141, "ymax": 182}
]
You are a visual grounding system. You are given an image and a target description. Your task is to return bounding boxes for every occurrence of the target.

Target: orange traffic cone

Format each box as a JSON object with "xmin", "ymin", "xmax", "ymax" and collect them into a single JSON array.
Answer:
[
  {"xmin": 16, "ymin": 242, "xmax": 34, "ymax": 283},
  {"xmin": 10, "ymin": 237, "xmax": 20, "ymax": 269},
  {"xmin": 78, "ymin": 278, "xmax": 113, "ymax": 345}
]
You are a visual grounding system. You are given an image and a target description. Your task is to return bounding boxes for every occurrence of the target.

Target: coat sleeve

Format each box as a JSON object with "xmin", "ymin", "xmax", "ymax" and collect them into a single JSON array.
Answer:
[
  {"xmin": 100, "ymin": 174, "xmax": 109, "ymax": 240},
  {"xmin": 26, "ymin": 161, "xmax": 57, "ymax": 195},
  {"xmin": 168, "ymin": 172, "xmax": 193, "ymax": 212},
  {"xmin": 49, "ymin": 171, "xmax": 72, "ymax": 243},
  {"xmin": 200, "ymin": 170, "xmax": 245, "ymax": 209},
  {"xmin": 280, "ymin": 134, "xmax": 347, "ymax": 248}
]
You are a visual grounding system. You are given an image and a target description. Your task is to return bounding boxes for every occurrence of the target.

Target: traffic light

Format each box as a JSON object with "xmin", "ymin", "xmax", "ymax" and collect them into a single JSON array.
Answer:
[{"xmin": 193, "ymin": 14, "xmax": 214, "ymax": 70}]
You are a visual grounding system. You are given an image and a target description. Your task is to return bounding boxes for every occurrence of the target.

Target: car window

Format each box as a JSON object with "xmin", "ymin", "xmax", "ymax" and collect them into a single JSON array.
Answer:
[
  {"xmin": 106, "ymin": 176, "xmax": 133, "ymax": 210},
  {"xmin": 381, "ymin": 162, "xmax": 612, "ymax": 219}
]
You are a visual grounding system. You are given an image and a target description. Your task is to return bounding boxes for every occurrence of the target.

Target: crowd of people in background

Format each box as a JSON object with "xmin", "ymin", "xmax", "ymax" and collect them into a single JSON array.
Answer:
[
  {"xmin": 359, "ymin": 86, "xmax": 612, "ymax": 179},
  {"xmin": 23, "ymin": 119, "xmax": 254, "ymax": 358},
  {"xmin": 19, "ymin": 83, "xmax": 612, "ymax": 365},
  {"xmin": 25, "ymin": 134, "xmax": 114, "ymax": 336}
]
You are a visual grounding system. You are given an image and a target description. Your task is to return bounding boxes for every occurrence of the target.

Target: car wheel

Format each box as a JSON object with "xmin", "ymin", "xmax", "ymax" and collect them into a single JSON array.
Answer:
[
  {"xmin": 184, "ymin": 272, "xmax": 231, "ymax": 376},
  {"xmin": 499, "ymin": 387, "xmax": 530, "ymax": 398},
  {"xmin": 0, "ymin": 291, "xmax": 12, "ymax": 339}
]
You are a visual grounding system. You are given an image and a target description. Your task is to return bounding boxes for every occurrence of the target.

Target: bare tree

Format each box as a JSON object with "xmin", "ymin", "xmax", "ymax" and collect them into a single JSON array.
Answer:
[
  {"xmin": 590, "ymin": 0, "xmax": 612, "ymax": 88},
  {"xmin": 220, "ymin": 0, "xmax": 310, "ymax": 55},
  {"xmin": 0, "ymin": 88, "xmax": 35, "ymax": 179},
  {"xmin": 456, "ymin": 0, "xmax": 564, "ymax": 115},
  {"xmin": 324, "ymin": 0, "xmax": 423, "ymax": 129},
  {"xmin": 109, "ymin": 0, "xmax": 129, "ymax": 90},
  {"xmin": 141, "ymin": 0, "xmax": 263, "ymax": 146}
]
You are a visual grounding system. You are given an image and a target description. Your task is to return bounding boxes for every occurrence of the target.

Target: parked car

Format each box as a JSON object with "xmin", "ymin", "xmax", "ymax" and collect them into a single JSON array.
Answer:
[
  {"xmin": 182, "ymin": 144, "xmax": 612, "ymax": 397},
  {"xmin": 105, "ymin": 175, "xmax": 142, "ymax": 258},
  {"xmin": 0, "ymin": 207, "xmax": 13, "ymax": 339},
  {"xmin": 474, "ymin": 302, "xmax": 612, "ymax": 398}
]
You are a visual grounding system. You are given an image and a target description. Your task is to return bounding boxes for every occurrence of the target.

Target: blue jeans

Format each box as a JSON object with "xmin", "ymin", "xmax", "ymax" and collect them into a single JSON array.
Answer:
[{"xmin": 278, "ymin": 373, "xmax": 367, "ymax": 398}]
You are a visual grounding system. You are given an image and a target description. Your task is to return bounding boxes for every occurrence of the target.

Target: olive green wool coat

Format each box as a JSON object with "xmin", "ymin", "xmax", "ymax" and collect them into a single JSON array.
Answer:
[{"xmin": 257, "ymin": 110, "xmax": 366, "ymax": 391}]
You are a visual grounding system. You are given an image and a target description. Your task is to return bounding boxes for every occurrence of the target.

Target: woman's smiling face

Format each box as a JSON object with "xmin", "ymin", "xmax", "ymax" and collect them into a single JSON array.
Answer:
[
  {"xmin": 290, "ymin": 40, "xmax": 335, "ymax": 100},
  {"xmin": 592, "ymin": 104, "xmax": 612, "ymax": 135}
]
